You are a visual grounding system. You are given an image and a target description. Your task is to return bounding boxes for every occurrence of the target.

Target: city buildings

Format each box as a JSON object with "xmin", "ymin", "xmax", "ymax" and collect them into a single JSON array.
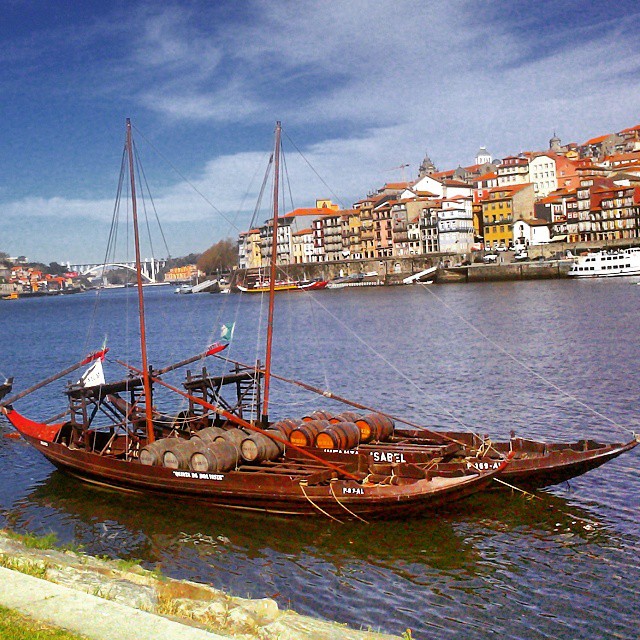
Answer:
[{"xmin": 236, "ymin": 123, "xmax": 640, "ymax": 265}]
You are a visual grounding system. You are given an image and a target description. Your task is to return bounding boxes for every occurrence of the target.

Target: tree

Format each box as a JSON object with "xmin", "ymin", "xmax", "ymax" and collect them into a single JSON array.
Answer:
[
  {"xmin": 48, "ymin": 262, "xmax": 66, "ymax": 276},
  {"xmin": 197, "ymin": 239, "xmax": 237, "ymax": 274}
]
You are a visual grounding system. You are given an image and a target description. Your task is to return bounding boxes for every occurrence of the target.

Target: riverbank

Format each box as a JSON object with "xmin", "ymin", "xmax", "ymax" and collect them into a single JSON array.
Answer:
[{"xmin": 0, "ymin": 530, "xmax": 400, "ymax": 640}]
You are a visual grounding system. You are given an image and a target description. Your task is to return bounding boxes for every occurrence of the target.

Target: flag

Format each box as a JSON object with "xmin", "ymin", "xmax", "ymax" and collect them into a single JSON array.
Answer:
[
  {"xmin": 220, "ymin": 322, "xmax": 235, "ymax": 343},
  {"xmin": 77, "ymin": 358, "xmax": 106, "ymax": 388}
]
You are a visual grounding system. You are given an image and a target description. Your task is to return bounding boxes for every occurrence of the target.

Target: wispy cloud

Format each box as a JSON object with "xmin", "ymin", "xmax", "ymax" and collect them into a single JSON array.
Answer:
[{"xmin": 2, "ymin": 0, "xmax": 640, "ymax": 262}]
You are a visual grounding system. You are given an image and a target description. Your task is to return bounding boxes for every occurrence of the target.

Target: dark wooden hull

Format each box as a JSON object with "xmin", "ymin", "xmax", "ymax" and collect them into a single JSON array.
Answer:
[{"xmin": 3, "ymin": 408, "xmax": 504, "ymax": 520}]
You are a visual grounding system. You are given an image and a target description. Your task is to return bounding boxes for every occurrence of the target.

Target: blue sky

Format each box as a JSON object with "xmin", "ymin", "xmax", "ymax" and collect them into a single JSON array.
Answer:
[{"xmin": 1, "ymin": 0, "xmax": 640, "ymax": 263}]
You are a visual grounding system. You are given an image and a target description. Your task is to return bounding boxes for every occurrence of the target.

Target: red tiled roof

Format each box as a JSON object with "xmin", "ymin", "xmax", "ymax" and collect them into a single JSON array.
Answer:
[
  {"xmin": 283, "ymin": 207, "xmax": 334, "ymax": 218},
  {"xmin": 584, "ymin": 133, "xmax": 610, "ymax": 145}
]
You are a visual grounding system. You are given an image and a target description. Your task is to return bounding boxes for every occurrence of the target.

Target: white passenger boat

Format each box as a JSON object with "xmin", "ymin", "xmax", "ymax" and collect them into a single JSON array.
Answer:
[{"xmin": 568, "ymin": 248, "xmax": 640, "ymax": 278}]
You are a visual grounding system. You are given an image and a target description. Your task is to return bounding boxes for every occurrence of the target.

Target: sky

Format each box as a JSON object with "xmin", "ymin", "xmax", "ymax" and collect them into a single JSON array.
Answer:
[{"xmin": 1, "ymin": 0, "xmax": 640, "ymax": 264}]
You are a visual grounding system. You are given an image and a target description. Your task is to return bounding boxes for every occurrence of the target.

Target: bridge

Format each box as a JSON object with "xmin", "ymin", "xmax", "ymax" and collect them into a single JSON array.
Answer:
[{"xmin": 67, "ymin": 258, "xmax": 167, "ymax": 283}]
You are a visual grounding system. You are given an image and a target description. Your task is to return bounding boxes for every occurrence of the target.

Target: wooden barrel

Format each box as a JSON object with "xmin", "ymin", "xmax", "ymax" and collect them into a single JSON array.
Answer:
[
  {"xmin": 264, "ymin": 429, "xmax": 286, "ymax": 454},
  {"xmin": 190, "ymin": 440, "xmax": 239, "ymax": 473},
  {"xmin": 329, "ymin": 411, "xmax": 361, "ymax": 424},
  {"xmin": 240, "ymin": 432, "xmax": 282, "ymax": 463},
  {"xmin": 301, "ymin": 410, "xmax": 334, "ymax": 422},
  {"xmin": 191, "ymin": 426, "xmax": 227, "ymax": 446},
  {"xmin": 139, "ymin": 438, "xmax": 173, "ymax": 466},
  {"xmin": 162, "ymin": 439, "xmax": 206, "ymax": 470},
  {"xmin": 215, "ymin": 428, "xmax": 247, "ymax": 452},
  {"xmin": 355, "ymin": 413, "xmax": 395, "ymax": 443},
  {"xmin": 316, "ymin": 422, "xmax": 361, "ymax": 450},
  {"xmin": 289, "ymin": 420, "xmax": 329, "ymax": 447},
  {"xmin": 270, "ymin": 418, "xmax": 301, "ymax": 439}
]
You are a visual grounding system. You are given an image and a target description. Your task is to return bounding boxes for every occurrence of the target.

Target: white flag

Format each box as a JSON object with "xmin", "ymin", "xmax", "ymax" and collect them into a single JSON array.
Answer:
[{"xmin": 78, "ymin": 358, "xmax": 106, "ymax": 388}]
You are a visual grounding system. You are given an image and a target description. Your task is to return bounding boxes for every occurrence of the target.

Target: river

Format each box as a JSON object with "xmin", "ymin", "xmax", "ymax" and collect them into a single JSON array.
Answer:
[{"xmin": 0, "ymin": 280, "xmax": 638, "ymax": 639}]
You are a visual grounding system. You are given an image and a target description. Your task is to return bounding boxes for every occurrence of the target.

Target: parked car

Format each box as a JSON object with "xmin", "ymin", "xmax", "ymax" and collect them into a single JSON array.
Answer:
[
  {"xmin": 514, "ymin": 251, "xmax": 529, "ymax": 262},
  {"xmin": 483, "ymin": 254, "xmax": 498, "ymax": 263}
]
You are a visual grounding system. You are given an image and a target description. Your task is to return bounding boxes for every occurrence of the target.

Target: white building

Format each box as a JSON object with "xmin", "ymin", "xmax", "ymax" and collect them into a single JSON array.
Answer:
[
  {"xmin": 437, "ymin": 197, "xmax": 475, "ymax": 253},
  {"xmin": 528, "ymin": 154, "xmax": 558, "ymax": 198},
  {"xmin": 513, "ymin": 219, "xmax": 551, "ymax": 249}
]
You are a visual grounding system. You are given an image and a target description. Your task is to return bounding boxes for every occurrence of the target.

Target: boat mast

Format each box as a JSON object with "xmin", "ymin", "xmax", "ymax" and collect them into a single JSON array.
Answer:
[
  {"xmin": 126, "ymin": 118, "xmax": 155, "ymax": 443},
  {"xmin": 261, "ymin": 121, "xmax": 281, "ymax": 426}
]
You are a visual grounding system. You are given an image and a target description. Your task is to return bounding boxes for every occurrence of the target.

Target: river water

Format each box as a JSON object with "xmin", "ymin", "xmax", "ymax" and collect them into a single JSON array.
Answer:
[{"xmin": 0, "ymin": 280, "xmax": 638, "ymax": 639}]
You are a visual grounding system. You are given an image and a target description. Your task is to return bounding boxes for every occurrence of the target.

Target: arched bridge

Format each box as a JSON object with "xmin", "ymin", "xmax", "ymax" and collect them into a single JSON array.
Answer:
[{"xmin": 67, "ymin": 258, "xmax": 167, "ymax": 283}]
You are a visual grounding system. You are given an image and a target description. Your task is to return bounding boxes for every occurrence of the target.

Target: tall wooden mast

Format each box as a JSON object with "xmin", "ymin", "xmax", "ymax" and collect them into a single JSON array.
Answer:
[
  {"xmin": 126, "ymin": 118, "xmax": 155, "ymax": 443},
  {"xmin": 261, "ymin": 121, "xmax": 281, "ymax": 426}
]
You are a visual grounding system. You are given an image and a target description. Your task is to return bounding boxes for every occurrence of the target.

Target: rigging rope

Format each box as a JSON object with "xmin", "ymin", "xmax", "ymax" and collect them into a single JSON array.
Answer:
[
  {"xmin": 416, "ymin": 281, "xmax": 636, "ymax": 436},
  {"xmin": 299, "ymin": 481, "xmax": 343, "ymax": 523}
]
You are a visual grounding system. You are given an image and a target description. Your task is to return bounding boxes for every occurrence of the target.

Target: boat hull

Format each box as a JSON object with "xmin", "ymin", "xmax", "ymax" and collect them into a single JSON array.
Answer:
[{"xmin": 3, "ymin": 408, "xmax": 503, "ymax": 520}]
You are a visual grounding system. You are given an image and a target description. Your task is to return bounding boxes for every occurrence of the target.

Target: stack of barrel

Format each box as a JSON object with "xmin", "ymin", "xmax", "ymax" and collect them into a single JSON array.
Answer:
[
  {"xmin": 271, "ymin": 410, "xmax": 394, "ymax": 450},
  {"xmin": 139, "ymin": 424, "xmax": 285, "ymax": 473}
]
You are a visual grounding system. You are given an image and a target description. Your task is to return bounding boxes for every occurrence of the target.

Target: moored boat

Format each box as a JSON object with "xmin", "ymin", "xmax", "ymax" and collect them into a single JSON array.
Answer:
[
  {"xmin": 0, "ymin": 120, "xmax": 511, "ymax": 520},
  {"xmin": 568, "ymin": 247, "xmax": 640, "ymax": 277}
]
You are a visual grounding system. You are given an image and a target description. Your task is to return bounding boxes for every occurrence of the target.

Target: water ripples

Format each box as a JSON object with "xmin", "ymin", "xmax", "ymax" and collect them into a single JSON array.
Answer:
[{"xmin": 1, "ymin": 281, "xmax": 639, "ymax": 638}]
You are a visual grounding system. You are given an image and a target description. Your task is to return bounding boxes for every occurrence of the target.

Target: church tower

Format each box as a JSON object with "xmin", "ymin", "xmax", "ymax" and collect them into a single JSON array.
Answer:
[
  {"xmin": 476, "ymin": 147, "xmax": 492, "ymax": 165},
  {"xmin": 418, "ymin": 152, "xmax": 436, "ymax": 177}
]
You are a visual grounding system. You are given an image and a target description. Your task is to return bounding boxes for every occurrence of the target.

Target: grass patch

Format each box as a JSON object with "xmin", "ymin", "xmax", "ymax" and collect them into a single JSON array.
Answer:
[
  {"xmin": 115, "ymin": 558, "xmax": 142, "ymax": 572},
  {"xmin": 5, "ymin": 531, "xmax": 59, "ymax": 550},
  {"xmin": 0, "ymin": 604, "xmax": 89, "ymax": 639},
  {"xmin": 0, "ymin": 554, "xmax": 49, "ymax": 579}
]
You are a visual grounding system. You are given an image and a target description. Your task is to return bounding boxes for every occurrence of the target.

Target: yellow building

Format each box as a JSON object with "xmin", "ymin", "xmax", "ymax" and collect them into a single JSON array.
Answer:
[
  {"xmin": 164, "ymin": 264, "xmax": 204, "ymax": 282},
  {"xmin": 245, "ymin": 228, "xmax": 262, "ymax": 269},
  {"xmin": 481, "ymin": 184, "xmax": 535, "ymax": 249}
]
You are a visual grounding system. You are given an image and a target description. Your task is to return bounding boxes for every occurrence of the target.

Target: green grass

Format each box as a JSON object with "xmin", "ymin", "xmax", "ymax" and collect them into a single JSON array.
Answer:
[
  {"xmin": 0, "ymin": 605, "xmax": 89, "ymax": 640},
  {"xmin": 0, "ymin": 554, "xmax": 48, "ymax": 579},
  {"xmin": 5, "ymin": 531, "xmax": 59, "ymax": 550},
  {"xmin": 114, "ymin": 558, "xmax": 142, "ymax": 572}
]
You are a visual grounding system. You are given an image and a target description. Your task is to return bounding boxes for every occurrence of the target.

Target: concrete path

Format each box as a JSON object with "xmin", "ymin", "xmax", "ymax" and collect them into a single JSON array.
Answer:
[{"xmin": 0, "ymin": 566, "xmax": 227, "ymax": 640}]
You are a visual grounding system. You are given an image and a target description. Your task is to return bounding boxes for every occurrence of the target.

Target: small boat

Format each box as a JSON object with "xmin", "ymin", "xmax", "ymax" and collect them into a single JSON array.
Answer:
[
  {"xmin": 297, "ymin": 278, "xmax": 328, "ymax": 290},
  {"xmin": 175, "ymin": 284, "xmax": 193, "ymax": 294},
  {"xmin": 236, "ymin": 277, "xmax": 327, "ymax": 293},
  {"xmin": 237, "ymin": 280, "xmax": 299, "ymax": 293},
  {"xmin": 568, "ymin": 247, "xmax": 640, "ymax": 277},
  {"xmin": 0, "ymin": 120, "xmax": 509, "ymax": 520},
  {"xmin": 327, "ymin": 272, "xmax": 382, "ymax": 289},
  {"xmin": 2, "ymin": 292, "xmax": 19, "ymax": 300}
]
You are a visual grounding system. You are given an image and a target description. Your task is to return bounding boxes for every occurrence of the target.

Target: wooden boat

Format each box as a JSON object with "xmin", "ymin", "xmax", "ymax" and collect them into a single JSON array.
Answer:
[
  {"xmin": 0, "ymin": 120, "xmax": 509, "ymax": 520},
  {"xmin": 236, "ymin": 280, "xmax": 299, "ymax": 293},
  {"xmin": 285, "ymin": 421, "xmax": 639, "ymax": 491},
  {"xmin": 198, "ymin": 358, "xmax": 639, "ymax": 491},
  {"xmin": 237, "ymin": 278, "xmax": 328, "ymax": 293}
]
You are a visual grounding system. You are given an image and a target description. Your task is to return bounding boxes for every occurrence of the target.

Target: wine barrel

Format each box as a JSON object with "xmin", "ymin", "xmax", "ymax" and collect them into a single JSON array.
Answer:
[
  {"xmin": 270, "ymin": 418, "xmax": 301, "ymax": 439},
  {"xmin": 191, "ymin": 426, "xmax": 227, "ymax": 446},
  {"xmin": 190, "ymin": 440, "xmax": 239, "ymax": 473},
  {"xmin": 139, "ymin": 438, "xmax": 173, "ymax": 466},
  {"xmin": 355, "ymin": 413, "xmax": 394, "ymax": 443},
  {"xmin": 329, "ymin": 411, "xmax": 361, "ymax": 424},
  {"xmin": 301, "ymin": 410, "xmax": 334, "ymax": 422},
  {"xmin": 240, "ymin": 432, "xmax": 282, "ymax": 463},
  {"xmin": 215, "ymin": 428, "xmax": 247, "ymax": 453},
  {"xmin": 289, "ymin": 419, "xmax": 330, "ymax": 447},
  {"xmin": 162, "ymin": 439, "xmax": 206, "ymax": 470},
  {"xmin": 316, "ymin": 422, "xmax": 361, "ymax": 450},
  {"xmin": 264, "ymin": 429, "xmax": 286, "ymax": 453}
]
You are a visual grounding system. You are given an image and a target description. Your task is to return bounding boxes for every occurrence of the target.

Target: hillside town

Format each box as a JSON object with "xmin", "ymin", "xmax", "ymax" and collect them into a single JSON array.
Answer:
[{"xmin": 237, "ymin": 124, "xmax": 640, "ymax": 268}]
